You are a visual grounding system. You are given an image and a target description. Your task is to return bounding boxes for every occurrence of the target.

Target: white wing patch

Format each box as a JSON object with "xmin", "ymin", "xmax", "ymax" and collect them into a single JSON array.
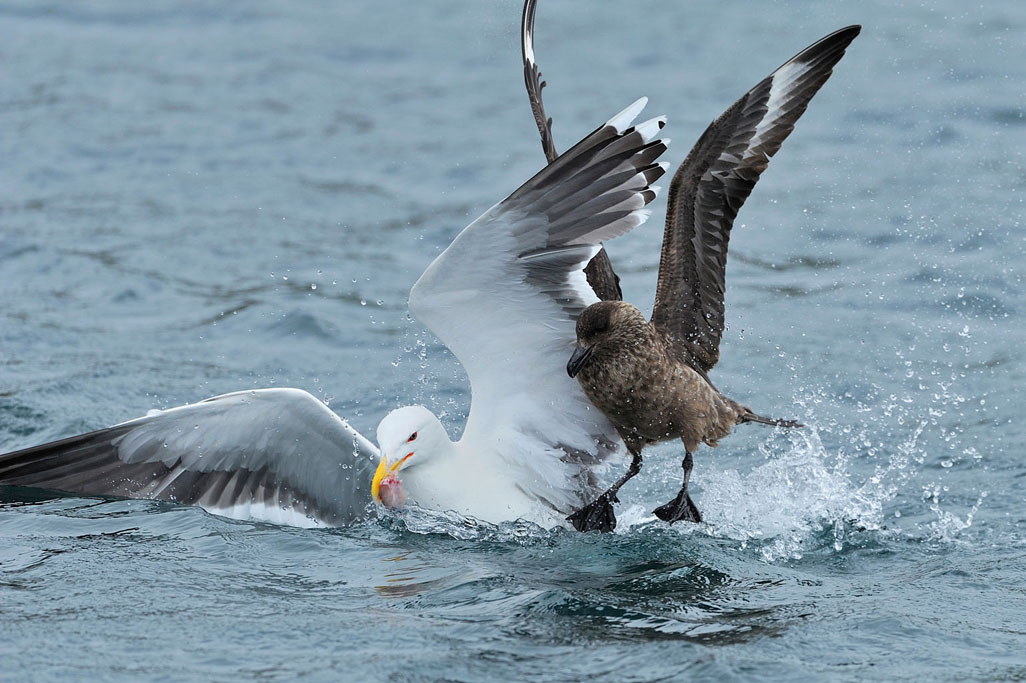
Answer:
[{"xmin": 750, "ymin": 60, "xmax": 814, "ymax": 153}]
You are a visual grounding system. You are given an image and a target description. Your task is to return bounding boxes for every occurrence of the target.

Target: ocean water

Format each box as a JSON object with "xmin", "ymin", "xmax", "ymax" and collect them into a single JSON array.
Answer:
[{"xmin": 2, "ymin": 1, "xmax": 1025, "ymax": 680}]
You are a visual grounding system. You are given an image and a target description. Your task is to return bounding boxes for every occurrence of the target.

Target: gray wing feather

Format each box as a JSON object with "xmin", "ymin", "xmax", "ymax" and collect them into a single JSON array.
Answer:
[
  {"xmin": 650, "ymin": 25, "xmax": 860, "ymax": 371},
  {"xmin": 0, "ymin": 388, "xmax": 379, "ymax": 526},
  {"xmin": 521, "ymin": 0, "xmax": 624, "ymax": 302},
  {"xmin": 521, "ymin": 0, "xmax": 557, "ymax": 163},
  {"xmin": 505, "ymin": 107, "xmax": 667, "ymax": 252}
]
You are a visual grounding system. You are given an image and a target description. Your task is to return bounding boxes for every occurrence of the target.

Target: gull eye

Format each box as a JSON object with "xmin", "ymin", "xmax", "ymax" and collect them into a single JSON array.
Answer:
[{"xmin": 407, "ymin": 432, "xmax": 418, "ymax": 442}]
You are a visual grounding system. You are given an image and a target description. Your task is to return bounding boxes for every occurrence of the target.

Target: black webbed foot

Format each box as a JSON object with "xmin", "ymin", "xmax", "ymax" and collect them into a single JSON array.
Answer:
[
  {"xmin": 568, "ymin": 446, "xmax": 644, "ymax": 533},
  {"xmin": 653, "ymin": 451, "xmax": 701, "ymax": 524},
  {"xmin": 567, "ymin": 493, "xmax": 618, "ymax": 532},
  {"xmin": 653, "ymin": 488, "xmax": 701, "ymax": 524}
]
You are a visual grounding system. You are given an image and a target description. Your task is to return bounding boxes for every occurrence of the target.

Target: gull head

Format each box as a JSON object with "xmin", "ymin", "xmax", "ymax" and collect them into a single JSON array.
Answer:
[
  {"xmin": 567, "ymin": 301, "xmax": 649, "ymax": 378},
  {"xmin": 372, "ymin": 405, "xmax": 450, "ymax": 508}
]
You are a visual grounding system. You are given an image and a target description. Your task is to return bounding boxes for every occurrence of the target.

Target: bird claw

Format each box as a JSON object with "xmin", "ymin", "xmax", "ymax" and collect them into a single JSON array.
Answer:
[
  {"xmin": 653, "ymin": 488, "xmax": 702, "ymax": 524},
  {"xmin": 567, "ymin": 494, "xmax": 617, "ymax": 532}
]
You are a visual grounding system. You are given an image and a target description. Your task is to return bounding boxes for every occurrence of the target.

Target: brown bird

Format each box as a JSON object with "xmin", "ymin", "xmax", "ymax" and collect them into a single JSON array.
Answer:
[{"xmin": 565, "ymin": 25, "xmax": 861, "ymax": 532}]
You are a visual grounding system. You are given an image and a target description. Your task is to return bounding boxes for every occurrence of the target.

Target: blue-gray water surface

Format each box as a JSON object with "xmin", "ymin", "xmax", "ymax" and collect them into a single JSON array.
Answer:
[{"xmin": 2, "ymin": 1, "xmax": 1025, "ymax": 680}]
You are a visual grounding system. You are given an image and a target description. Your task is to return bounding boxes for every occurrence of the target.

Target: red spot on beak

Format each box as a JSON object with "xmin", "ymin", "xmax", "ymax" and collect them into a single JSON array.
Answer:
[{"xmin": 378, "ymin": 474, "xmax": 407, "ymax": 508}]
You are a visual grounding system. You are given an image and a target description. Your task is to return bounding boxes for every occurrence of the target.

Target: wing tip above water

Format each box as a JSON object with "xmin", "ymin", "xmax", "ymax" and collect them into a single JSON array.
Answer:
[{"xmin": 608, "ymin": 97, "xmax": 649, "ymax": 133}]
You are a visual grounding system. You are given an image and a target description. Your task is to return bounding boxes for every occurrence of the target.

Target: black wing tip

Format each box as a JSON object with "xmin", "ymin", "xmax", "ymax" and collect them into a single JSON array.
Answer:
[
  {"xmin": 1, "ymin": 426, "xmax": 123, "ymax": 464},
  {"xmin": 641, "ymin": 161, "xmax": 667, "ymax": 185},
  {"xmin": 830, "ymin": 24, "xmax": 862, "ymax": 39},
  {"xmin": 793, "ymin": 24, "xmax": 862, "ymax": 66},
  {"xmin": 521, "ymin": 0, "xmax": 539, "ymax": 62},
  {"xmin": 815, "ymin": 24, "xmax": 862, "ymax": 47},
  {"xmin": 636, "ymin": 138, "xmax": 669, "ymax": 168}
]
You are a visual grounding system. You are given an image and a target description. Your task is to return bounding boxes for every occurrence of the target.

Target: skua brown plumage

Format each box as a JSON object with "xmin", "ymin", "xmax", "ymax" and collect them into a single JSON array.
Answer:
[{"xmin": 562, "ymin": 25, "xmax": 861, "ymax": 532}]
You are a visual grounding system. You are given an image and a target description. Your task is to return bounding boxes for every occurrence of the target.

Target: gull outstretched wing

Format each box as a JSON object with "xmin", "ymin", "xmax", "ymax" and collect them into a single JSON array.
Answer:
[
  {"xmin": 0, "ymin": 389, "xmax": 378, "ymax": 526},
  {"xmin": 410, "ymin": 100, "xmax": 668, "ymax": 509}
]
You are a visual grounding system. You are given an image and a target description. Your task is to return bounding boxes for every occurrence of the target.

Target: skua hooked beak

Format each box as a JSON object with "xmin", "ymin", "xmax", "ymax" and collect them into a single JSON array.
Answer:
[{"xmin": 566, "ymin": 344, "xmax": 594, "ymax": 378}]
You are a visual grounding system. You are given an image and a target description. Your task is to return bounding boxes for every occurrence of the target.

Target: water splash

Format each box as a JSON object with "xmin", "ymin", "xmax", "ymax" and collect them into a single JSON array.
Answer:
[
  {"xmin": 378, "ymin": 505, "xmax": 556, "ymax": 545},
  {"xmin": 697, "ymin": 434, "xmax": 881, "ymax": 560},
  {"xmin": 608, "ymin": 402, "xmax": 984, "ymax": 562}
]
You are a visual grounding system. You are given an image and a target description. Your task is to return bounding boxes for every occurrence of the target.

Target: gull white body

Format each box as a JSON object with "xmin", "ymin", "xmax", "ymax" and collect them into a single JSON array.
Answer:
[
  {"xmin": 0, "ymin": 100, "xmax": 668, "ymax": 528},
  {"xmin": 398, "ymin": 440, "xmax": 551, "ymax": 525}
]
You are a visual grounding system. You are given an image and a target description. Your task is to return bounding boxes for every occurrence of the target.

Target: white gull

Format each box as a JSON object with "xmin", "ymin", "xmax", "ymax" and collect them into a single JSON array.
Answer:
[{"xmin": 0, "ymin": 100, "xmax": 669, "ymax": 528}]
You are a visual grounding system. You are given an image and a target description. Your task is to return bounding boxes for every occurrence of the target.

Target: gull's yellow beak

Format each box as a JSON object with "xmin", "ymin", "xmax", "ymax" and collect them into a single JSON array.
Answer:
[{"xmin": 371, "ymin": 452, "xmax": 412, "ymax": 501}]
